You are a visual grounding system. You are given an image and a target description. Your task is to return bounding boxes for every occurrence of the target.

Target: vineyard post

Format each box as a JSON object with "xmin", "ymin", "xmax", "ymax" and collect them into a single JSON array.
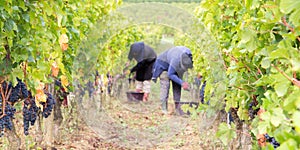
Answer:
[
  {"xmin": 53, "ymin": 88, "xmax": 64, "ymax": 144},
  {"xmin": 42, "ymin": 83, "xmax": 55, "ymax": 147}
]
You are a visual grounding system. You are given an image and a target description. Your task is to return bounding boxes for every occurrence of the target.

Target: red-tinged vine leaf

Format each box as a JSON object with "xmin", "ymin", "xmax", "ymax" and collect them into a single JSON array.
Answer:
[
  {"xmin": 257, "ymin": 134, "xmax": 267, "ymax": 147},
  {"xmin": 59, "ymin": 34, "xmax": 68, "ymax": 45},
  {"xmin": 257, "ymin": 108, "xmax": 265, "ymax": 121},
  {"xmin": 35, "ymin": 81, "xmax": 46, "ymax": 110},
  {"xmin": 51, "ymin": 61, "xmax": 59, "ymax": 77},
  {"xmin": 61, "ymin": 43, "xmax": 68, "ymax": 51}
]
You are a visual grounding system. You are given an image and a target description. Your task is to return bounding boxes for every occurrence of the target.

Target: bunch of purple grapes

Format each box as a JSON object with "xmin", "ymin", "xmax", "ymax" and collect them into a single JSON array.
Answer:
[
  {"xmin": 8, "ymin": 78, "xmax": 29, "ymax": 103},
  {"xmin": 22, "ymin": 93, "xmax": 39, "ymax": 135},
  {"xmin": 41, "ymin": 93, "xmax": 55, "ymax": 118},
  {"xmin": 248, "ymin": 101, "xmax": 259, "ymax": 120},
  {"xmin": 0, "ymin": 96, "xmax": 16, "ymax": 137},
  {"xmin": 265, "ymin": 134, "xmax": 280, "ymax": 148}
]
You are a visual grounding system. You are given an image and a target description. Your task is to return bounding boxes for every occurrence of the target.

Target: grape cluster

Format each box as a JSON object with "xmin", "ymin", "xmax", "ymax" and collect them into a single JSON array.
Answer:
[
  {"xmin": 248, "ymin": 101, "xmax": 259, "ymax": 120},
  {"xmin": 0, "ymin": 96, "xmax": 16, "ymax": 137},
  {"xmin": 265, "ymin": 134, "xmax": 280, "ymax": 148},
  {"xmin": 8, "ymin": 78, "xmax": 29, "ymax": 103},
  {"xmin": 23, "ymin": 93, "xmax": 39, "ymax": 135},
  {"xmin": 41, "ymin": 93, "xmax": 55, "ymax": 118}
]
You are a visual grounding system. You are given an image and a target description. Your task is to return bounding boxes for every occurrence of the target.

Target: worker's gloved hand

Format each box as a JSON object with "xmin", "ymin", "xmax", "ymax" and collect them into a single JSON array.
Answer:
[{"xmin": 182, "ymin": 82, "xmax": 190, "ymax": 91}]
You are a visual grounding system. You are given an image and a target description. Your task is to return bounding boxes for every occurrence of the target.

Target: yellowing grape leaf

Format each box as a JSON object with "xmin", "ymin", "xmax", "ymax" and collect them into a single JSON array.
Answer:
[
  {"xmin": 35, "ymin": 81, "xmax": 47, "ymax": 103},
  {"xmin": 35, "ymin": 100, "xmax": 43, "ymax": 111},
  {"xmin": 61, "ymin": 75, "xmax": 69, "ymax": 87},
  {"xmin": 59, "ymin": 34, "xmax": 69, "ymax": 51},
  {"xmin": 59, "ymin": 34, "xmax": 68, "ymax": 45},
  {"xmin": 35, "ymin": 92, "xmax": 47, "ymax": 103}
]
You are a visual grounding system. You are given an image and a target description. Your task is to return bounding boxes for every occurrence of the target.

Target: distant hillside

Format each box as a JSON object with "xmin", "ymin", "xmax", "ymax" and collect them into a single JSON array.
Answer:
[
  {"xmin": 123, "ymin": 0, "xmax": 201, "ymax": 3},
  {"xmin": 122, "ymin": 1, "xmax": 200, "ymax": 14}
]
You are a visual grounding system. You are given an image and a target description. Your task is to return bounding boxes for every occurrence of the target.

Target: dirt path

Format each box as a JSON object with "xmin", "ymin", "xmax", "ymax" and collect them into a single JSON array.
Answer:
[
  {"xmin": 51, "ymin": 81, "xmax": 227, "ymax": 149},
  {"xmin": 59, "ymin": 89, "xmax": 224, "ymax": 150}
]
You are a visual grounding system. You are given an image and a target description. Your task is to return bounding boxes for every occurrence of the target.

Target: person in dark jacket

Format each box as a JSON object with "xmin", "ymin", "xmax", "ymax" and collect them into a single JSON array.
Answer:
[
  {"xmin": 127, "ymin": 42, "xmax": 157, "ymax": 101},
  {"xmin": 152, "ymin": 46, "xmax": 193, "ymax": 115}
]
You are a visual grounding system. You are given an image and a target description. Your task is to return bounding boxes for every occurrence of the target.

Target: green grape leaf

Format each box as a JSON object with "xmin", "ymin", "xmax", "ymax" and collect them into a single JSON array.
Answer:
[
  {"xmin": 283, "ymin": 92, "xmax": 298, "ymax": 111},
  {"xmin": 261, "ymin": 57, "xmax": 271, "ymax": 69},
  {"xmin": 240, "ymin": 28, "xmax": 256, "ymax": 43},
  {"xmin": 278, "ymin": 139, "xmax": 298, "ymax": 150},
  {"xmin": 271, "ymin": 108, "xmax": 285, "ymax": 127},
  {"xmin": 270, "ymin": 48, "xmax": 289, "ymax": 60},
  {"xmin": 37, "ymin": 61, "xmax": 50, "ymax": 74},
  {"xmin": 274, "ymin": 79, "xmax": 290, "ymax": 97},
  {"xmin": 292, "ymin": 111, "xmax": 300, "ymax": 134},
  {"xmin": 246, "ymin": 38, "xmax": 257, "ymax": 52},
  {"xmin": 9, "ymin": 68, "xmax": 23, "ymax": 85},
  {"xmin": 289, "ymin": 9, "xmax": 300, "ymax": 26},
  {"xmin": 258, "ymin": 120, "xmax": 270, "ymax": 134},
  {"xmin": 4, "ymin": 19, "xmax": 18, "ymax": 32},
  {"xmin": 216, "ymin": 123, "xmax": 237, "ymax": 145},
  {"xmin": 280, "ymin": 0, "xmax": 300, "ymax": 14}
]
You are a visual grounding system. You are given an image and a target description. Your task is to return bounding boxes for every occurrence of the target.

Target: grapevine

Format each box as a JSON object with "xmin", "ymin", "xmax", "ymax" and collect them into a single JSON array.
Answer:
[
  {"xmin": 196, "ymin": 0, "xmax": 300, "ymax": 149},
  {"xmin": 0, "ymin": 1, "xmax": 122, "ymax": 149}
]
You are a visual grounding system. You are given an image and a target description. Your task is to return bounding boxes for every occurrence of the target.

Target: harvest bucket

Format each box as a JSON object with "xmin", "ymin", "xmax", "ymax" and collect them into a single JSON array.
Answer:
[{"xmin": 126, "ymin": 91, "xmax": 144, "ymax": 101}]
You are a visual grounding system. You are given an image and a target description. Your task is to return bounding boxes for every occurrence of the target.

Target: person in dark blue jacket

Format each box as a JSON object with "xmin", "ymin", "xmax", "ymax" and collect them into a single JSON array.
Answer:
[{"xmin": 152, "ymin": 46, "xmax": 193, "ymax": 115}]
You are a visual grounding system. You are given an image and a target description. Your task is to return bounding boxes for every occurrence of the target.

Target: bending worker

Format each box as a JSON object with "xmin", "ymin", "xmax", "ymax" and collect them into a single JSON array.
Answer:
[
  {"xmin": 152, "ymin": 46, "xmax": 193, "ymax": 115},
  {"xmin": 127, "ymin": 42, "xmax": 157, "ymax": 102}
]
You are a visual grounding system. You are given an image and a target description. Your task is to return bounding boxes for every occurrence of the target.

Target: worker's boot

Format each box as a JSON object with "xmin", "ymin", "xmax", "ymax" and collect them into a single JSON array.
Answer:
[
  {"xmin": 143, "ymin": 93, "xmax": 149, "ymax": 102},
  {"xmin": 175, "ymin": 102, "xmax": 185, "ymax": 116},
  {"xmin": 161, "ymin": 101, "xmax": 168, "ymax": 115}
]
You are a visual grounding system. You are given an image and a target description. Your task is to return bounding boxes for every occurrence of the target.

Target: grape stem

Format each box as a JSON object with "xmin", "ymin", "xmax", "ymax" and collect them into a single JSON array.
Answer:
[
  {"xmin": 281, "ymin": 17, "xmax": 300, "ymax": 43},
  {"xmin": 225, "ymin": 52, "xmax": 259, "ymax": 80},
  {"xmin": 281, "ymin": 17, "xmax": 299, "ymax": 79},
  {"xmin": 21, "ymin": 62, "xmax": 28, "ymax": 86},
  {"xmin": 271, "ymin": 64, "xmax": 300, "ymax": 88},
  {"xmin": 233, "ymin": 86, "xmax": 255, "ymax": 92},
  {"xmin": 0, "ymin": 83, "xmax": 7, "ymax": 119}
]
